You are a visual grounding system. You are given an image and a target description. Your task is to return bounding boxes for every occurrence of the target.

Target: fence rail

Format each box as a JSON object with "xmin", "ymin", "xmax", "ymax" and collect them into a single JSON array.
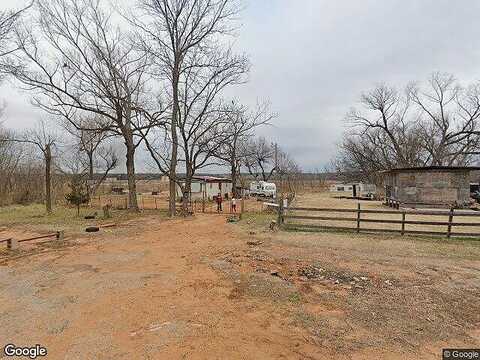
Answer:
[
  {"xmin": 0, "ymin": 231, "xmax": 64, "ymax": 250},
  {"xmin": 279, "ymin": 204, "xmax": 480, "ymax": 238}
]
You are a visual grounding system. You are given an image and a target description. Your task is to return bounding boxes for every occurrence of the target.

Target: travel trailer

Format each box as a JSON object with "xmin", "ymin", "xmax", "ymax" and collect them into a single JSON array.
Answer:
[{"xmin": 249, "ymin": 181, "xmax": 276, "ymax": 198}]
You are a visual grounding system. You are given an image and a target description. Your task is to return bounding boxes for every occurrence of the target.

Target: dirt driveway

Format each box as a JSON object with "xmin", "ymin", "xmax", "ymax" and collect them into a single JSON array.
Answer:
[{"xmin": 1, "ymin": 213, "xmax": 479, "ymax": 359}]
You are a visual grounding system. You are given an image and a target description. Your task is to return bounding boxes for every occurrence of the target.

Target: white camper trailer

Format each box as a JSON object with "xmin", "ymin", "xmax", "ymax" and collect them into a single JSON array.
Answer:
[{"xmin": 249, "ymin": 181, "xmax": 276, "ymax": 198}]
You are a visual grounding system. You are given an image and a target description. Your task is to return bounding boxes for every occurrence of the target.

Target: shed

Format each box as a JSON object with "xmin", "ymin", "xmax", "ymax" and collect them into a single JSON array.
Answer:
[
  {"xmin": 382, "ymin": 166, "xmax": 480, "ymax": 208},
  {"xmin": 176, "ymin": 176, "xmax": 233, "ymax": 201}
]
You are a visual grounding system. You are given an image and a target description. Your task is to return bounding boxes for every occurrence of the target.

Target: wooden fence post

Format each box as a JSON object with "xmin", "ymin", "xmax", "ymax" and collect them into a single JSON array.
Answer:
[
  {"xmin": 277, "ymin": 196, "xmax": 284, "ymax": 226},
  {"xmin": 6, "ymin": 238, "xmax": 18, "ymax": 250},
  {"xmin": 401, "ymin": 210, "xmax": 406, "ymax": 235},
  {"xmin": 447, "ymin": 207, "xmax": 454, "ymax": 239},
  {"xmin": 56, "ymin": 230, "xmax": 65, "ymax": 242},
  {"xmin": 356, "ymin": 203, "xmax": 361, "ymax": 233}
]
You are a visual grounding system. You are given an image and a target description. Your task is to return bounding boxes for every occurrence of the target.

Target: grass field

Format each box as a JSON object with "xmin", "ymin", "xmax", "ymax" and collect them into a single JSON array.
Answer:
[{"xmin": 0, "ymin": 203, "xmax": 167, "ymax": 234}]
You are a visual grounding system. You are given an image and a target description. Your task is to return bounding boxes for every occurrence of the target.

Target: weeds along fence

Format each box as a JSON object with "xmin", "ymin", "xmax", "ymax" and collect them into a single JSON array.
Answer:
[
  {"xmin": 279, "ymin": 203, "xmax": 480, "ymax": 238},
  {"xmin": 90, "ymin": 195, "xmax": 165, "ymax": 210},
  {"xmin": 89, "ymin": 194, "xmax": 265, "ymax": 213}
]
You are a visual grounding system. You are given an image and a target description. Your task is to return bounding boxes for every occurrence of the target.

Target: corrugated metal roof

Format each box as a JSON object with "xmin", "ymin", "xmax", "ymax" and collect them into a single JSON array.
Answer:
[
  {"xmin": 381, "ymin": 166, "xmax": 480, "ymax": 174},
  {"xmin": 190, "ymin": 176, "xmax": 232, "ymax": 182}
]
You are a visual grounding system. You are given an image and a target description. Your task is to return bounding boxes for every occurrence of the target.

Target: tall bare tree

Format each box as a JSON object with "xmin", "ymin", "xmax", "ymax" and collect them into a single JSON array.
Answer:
[
  {"xmin": 142, "ymin": 46, "xmax": 249, "ymax": 213},
  {"xmin": 133, "ymin": 0, "xmax": 243, "ymax": 216},
  {"xmin": 8, "ymin": 120, "xmax": 58, "ymax": 213},
  {"xmin": 274, "ymin": 148, "xmax": 301, "ymax": 195},
  {"xmin": 0, "ymin": 2, "xmax": 32, "ymax": 76},
  {"xmin": 243, "ymin": 136, "xmax": 278, "ymax": 181},
  {"xmin": 338, "ymin": 73, "xmax": 480, "ymax": 182},
  {"xmin": 215, "ymin": 101, "xmax": 274, "ymax": 196},
  {"xmin": 6, "ymin": 0, "xmax": 158, "ymax": 211},
  {"xmin": 407, "ymin": 72, "xmax": 480, "ymax": 165},
  {"xmin": 63, "ymin": 117, "xmax": 118, "ymax": 195}
]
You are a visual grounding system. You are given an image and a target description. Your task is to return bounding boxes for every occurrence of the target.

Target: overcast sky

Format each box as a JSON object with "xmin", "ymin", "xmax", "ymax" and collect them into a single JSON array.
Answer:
[{"xmin": 2, "ymin": 0, "xmax": 480, "ymax": 172}]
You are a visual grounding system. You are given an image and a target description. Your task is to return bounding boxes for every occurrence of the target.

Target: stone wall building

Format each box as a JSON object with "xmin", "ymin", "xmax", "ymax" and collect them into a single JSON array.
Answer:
[{"xmin": 382, "ymin": 166, "xmax": 480, "ymax": 208}]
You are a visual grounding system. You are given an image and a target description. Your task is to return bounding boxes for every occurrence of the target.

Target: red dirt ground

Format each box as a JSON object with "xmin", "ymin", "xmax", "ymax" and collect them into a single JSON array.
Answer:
[{"xmin": 0, "ymin": 213, "xmax": 479, "ymax": 359}]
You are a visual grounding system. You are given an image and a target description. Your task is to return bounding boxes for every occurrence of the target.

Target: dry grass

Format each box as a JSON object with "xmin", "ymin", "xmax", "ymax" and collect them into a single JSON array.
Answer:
[
  {"xmin": 231, "ymin": 206, "xmax": 480, "ymax": 357},
  {"xmin": 0, "ymin": 203, "xmax": 167, "ymax": 234}
]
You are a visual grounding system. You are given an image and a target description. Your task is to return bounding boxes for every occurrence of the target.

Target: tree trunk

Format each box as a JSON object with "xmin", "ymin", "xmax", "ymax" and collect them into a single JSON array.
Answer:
[
  {"xmin": 125, "ymin": 141, "xmax": 139, "ymax": 211},
  {"xmin": 169, "ymin": 66, "xmax": 180, "ymax": 217},
  {"xmin": 231, "ymin": 161, "xmax": 238, "ymax": 198},
  {"xmin": 182, "ymin": 179, "xmax": 191, "ymax": 216},
  {"xmin": 88, "ymin": 152, "xmax": 94, "ymax": 180},
  {"xmin": 87, "ymin": 151, "xmax": 94, "ymax": 197},
  {"xmin": 168, "ymin": 171, "xmax": 176, "ymax": 216},
  {"xmin": 45, "ymin": 144, "xmax": 52, "ymax": 213}
]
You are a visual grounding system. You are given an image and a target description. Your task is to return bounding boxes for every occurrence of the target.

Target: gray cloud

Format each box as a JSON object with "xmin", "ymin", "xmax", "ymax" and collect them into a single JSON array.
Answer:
[{"xmin": 2, "ymin": 0, "xmax": 480, "ymax": 171}]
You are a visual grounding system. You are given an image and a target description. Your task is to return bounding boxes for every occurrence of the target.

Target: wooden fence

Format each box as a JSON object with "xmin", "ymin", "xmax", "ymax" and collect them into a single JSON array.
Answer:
[
  {"xmin": 0, "ymin": 231, "xmax": 64, "ymax": 250},
  {"xmin": 279, "ymin": 203, "xmax": 480, "ymax": 238},
  {"xmin": 90, "ymin": 195, "xmax": 165, "ymax": 210}
]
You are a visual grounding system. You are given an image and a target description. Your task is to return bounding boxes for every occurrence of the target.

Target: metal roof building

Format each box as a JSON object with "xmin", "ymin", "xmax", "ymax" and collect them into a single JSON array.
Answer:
[{"xmin": 382, "ymin": 166, "xmax": 480, "ymax": 208}]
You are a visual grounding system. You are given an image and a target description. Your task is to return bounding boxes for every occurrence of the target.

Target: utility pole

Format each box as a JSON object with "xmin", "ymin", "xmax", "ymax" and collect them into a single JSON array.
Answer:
[{"xmin": 274, "ymin": 143, "xmax": 278, "ymax": 171}]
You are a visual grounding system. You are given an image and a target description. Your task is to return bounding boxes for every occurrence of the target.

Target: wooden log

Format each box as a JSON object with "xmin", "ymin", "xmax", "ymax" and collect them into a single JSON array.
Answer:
[
  {"xmin": 284, "ymin": 215, "xmax": 356, "ymax": 222},
  {"xmin": 360, "ymin": 219, "xmax": 450, "ymax": 226},
  {"xmin": 18, "ymin": 233, "xmax": 58, "ymax": 243},
  {"xmin": 283, "ymin": 224, "xmax": 454, "ymax": 237},
  {"xmin": 450, "ymin": 232, "xmax": 480, "ymax": 237},
  {"xmin": 289, "ymin": 207, "xmax": 359, "ymax": 213},
  {"xmin": 99, "ymin": 223, "xmax": 117, "ymax": 229}
]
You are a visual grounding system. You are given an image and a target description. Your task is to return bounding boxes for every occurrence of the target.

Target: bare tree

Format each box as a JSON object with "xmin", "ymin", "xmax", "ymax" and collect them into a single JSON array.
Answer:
[
  {"xmin": 63, "ymin": 117, "xmax": 118, "ymax": 195},
  {"xmin": 243, "ymin": 137, "xmax": 278, "ymax": 181},
  {"xmin": 6, "ymin": 0, "xmax": 159, "ymax": 211},
  {"xmin": 346, "ymin": 84, "xmax": 415, "ymax": 167},
  {"xmin": 8, "ymin": 120, "xmax": 58, "ymax": 213},
  {"xmin": 274, "ymin": 148, "xmax": 301, "ymax": 195},
  {"xmin": 0, "ymin": 124, "xmax": 47, "ymax": 205},
  {"xmin": 338, "ymin": 73, "xmax": 480, "ymax": 182},
  {"xmin": 0, "ymin": 2, "xmax": 32, "ymax": 76},
  {"xmin": 142, "ymin": 45, "xmax": 249, "ymax": 213},
  {"xmin": 407, "ymin": 72, "xmax": 480, "ymax": 165},
  {"xmin": 215, "ymin": 101, "xmax": 274, "ymax": 197},
  {"xmin": 0, "ymin": 125, "xmax": 24, "ymax": 204},
  {"xmin": 133, "ymin": 0, "xmax": 244, "ymax": 216}
]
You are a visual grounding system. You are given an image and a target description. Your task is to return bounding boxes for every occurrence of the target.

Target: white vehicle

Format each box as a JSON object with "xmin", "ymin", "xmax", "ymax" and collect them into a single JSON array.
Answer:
[{"xmin": 249, "ymin": 181, "xmax": 276, "ymax": 198}]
